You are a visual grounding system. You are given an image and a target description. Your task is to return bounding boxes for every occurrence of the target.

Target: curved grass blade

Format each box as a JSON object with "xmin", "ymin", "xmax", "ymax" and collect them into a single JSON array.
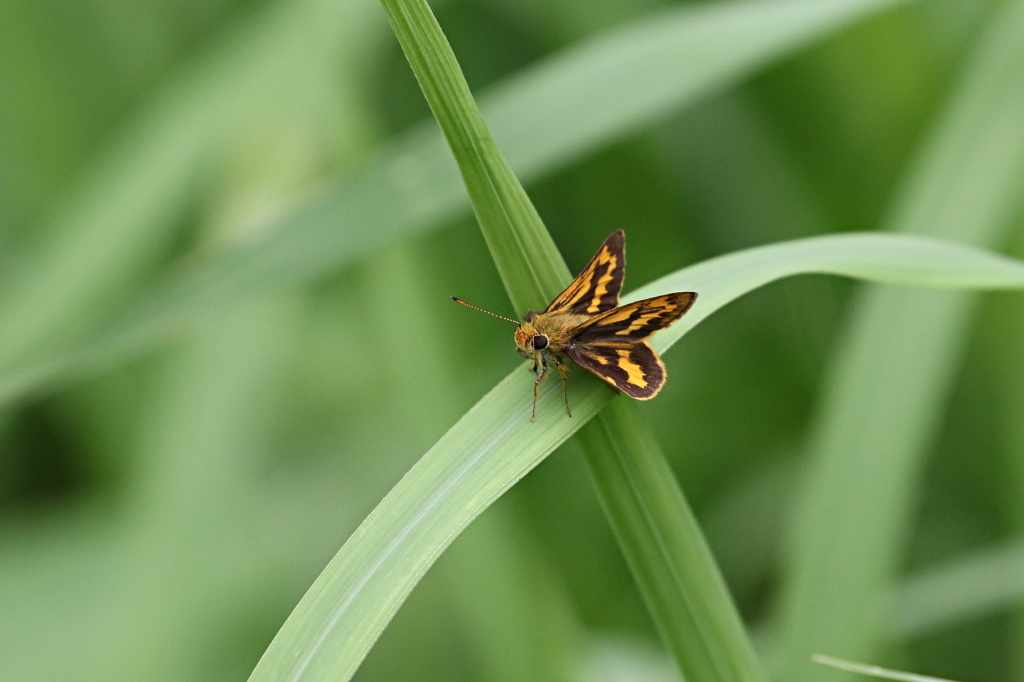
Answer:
[{"xmin": 248, "ymin": 233, "xmax": 1024, "ymax": 681}]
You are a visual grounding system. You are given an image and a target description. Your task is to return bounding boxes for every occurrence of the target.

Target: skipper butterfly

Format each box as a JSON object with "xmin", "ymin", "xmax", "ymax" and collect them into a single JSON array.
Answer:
[{"xmin": 454, "ymin": 231, "xmax": 697, "ymax": 420}]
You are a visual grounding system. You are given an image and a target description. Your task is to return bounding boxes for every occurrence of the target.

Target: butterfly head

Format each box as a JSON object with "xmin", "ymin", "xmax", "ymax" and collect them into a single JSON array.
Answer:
[{"xmin": 514, "ymin": 323, "xmax": 548, "ymax": 357}]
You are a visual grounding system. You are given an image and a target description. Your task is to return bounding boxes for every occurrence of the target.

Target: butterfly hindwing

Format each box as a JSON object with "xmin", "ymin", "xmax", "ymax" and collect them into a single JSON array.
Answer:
[
  {"xmin": 571, "ymin": 292, "xmax": 697, "ymax": 344},
  {"xmin": 566, "ymin": 342, "xmax": 666, "ymax": 399},
  {"xmin": 563, "ymin": 292, "xmax": 697, "ymax": 400},
  {"xmin": 544, "ymin": 230, "xmax": 625, "ymax": 315}
]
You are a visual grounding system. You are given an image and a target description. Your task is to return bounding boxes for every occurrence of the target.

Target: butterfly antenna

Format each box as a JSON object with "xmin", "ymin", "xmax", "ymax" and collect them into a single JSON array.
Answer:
[{"xmin": 451, "ymin": 297, "xmax": 520, "ymax": 325}]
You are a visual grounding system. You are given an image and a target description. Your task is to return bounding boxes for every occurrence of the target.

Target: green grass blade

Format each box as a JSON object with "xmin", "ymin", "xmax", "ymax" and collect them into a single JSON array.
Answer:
[
  {"xmin": 772, "ymin": 1, "xmax": 1024, "ymax": 677},
  {"xmin": 0, "ymin": 0, "xmax": 916, "ymax": 408},
  {"xmin": 248, "ymin": 233, "xmax": 1024, "ymax": 681},
  {"xmin": 380, "ymin": 0, "xmax": 565, "ymax": 312},
  {"xmin": 891, "ymin": 539, "xmax": 1024, "ymax": 640},
  {"xmin": 381, "ymin": 0, "xmax": 768, "ymax": 677},
  {"xmin": 576, "ymin": 400, "xmax": 768, "ymax": 682},
  {"xmin": 812, "ymin": 654, "xmax": 960, "ymax": 682},
  {"xmin": 486, "ymin": 0, "xmax": 917, "ymax": 177}
]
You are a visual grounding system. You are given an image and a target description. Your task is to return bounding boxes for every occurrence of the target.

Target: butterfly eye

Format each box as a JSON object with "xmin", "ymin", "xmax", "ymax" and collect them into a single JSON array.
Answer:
[{"xmin": 532, "ymin": 335, "xmax": 548, "ymax": 350}]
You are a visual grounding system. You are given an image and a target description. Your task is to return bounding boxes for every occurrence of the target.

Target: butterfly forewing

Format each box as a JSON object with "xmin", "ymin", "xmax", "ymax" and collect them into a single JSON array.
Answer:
[
  {"xmin": 565, "ymin": 292, "xmax": 697, "ymax": 400},
  {"xmin": 544, "ymin": 230, "xmax": 625, "ymax": 315},
  {"xmin": 566, "ymin": 342, "xmax": 665, "ymax": 399},
  {"xmin": 571, "ymin": 293, "xmax": 697, "ymax": 344}
]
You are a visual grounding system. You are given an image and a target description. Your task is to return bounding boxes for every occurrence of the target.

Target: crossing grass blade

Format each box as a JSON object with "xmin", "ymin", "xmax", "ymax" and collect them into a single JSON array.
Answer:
[
  {"xmin": 249, "ymin": 0, "xmax": 1024, "ymax": 678},
  {"xmin": 248, "ymin": 232, "xmax": 1024, "ymax": 681}
]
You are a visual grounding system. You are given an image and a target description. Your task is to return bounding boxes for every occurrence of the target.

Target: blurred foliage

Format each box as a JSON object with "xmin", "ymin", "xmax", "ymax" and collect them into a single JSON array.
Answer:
[{"xmin": 1, "ymin": 0, "xmax": 1023, "ymax": 681}]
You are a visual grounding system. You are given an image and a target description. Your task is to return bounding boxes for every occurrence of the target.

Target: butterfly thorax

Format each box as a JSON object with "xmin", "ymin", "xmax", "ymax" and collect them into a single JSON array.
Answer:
[{"xmin": 514, "ymin": 311, "xmax": 592, "ymax": 357}]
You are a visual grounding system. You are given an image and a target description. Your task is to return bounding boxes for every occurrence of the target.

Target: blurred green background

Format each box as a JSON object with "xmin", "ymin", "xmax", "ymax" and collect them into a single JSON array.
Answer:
[{"xmin": 2, "ymin": 0, "xmax": 1023, "ymax": 680}]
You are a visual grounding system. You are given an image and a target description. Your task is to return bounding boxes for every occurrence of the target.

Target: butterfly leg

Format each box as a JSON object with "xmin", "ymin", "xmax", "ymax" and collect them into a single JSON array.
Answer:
[
  {"xmin": 531, "ymin": 354, "xmax": 549, "ymax": 421},
  {"xmin": 555, "ymin": 355, "xmax": 571, "ymax": 417}
]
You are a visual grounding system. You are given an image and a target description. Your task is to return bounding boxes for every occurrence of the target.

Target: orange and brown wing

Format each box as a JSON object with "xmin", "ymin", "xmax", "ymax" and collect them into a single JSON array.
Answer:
[
  {"xmin": 565, "ymin": 292, "xmax": 697, "ymax": 400},
  {"xmin": 570, "ymin": 292, "xmax": 697, "ymax": 344},
  {"xmin": 544, "ymin": 230, "xmax": 625, "ymax": 315},
  {"xmin": 565, "ymin": 342, "xmax": 666, "ymax": 399}
]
